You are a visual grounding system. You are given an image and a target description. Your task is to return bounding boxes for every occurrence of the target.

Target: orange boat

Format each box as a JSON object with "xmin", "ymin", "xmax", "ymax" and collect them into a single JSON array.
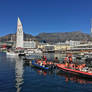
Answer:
[{"xmin": 56, "ymin": 64, "xmax": 92, "ymax": 79}]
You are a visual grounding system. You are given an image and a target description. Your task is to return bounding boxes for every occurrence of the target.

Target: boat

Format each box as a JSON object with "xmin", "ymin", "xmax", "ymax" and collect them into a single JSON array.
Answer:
[
  {"xmin": 56, "ymin": 64, "xmax": 92, "ymax": 78},
  {"xmin": 34, "ymin": 49, "xmax": 42, "ymax": 54},
  {"xmin": 6, "ymin": 51, "xmax": 18, "ymax": 56},
  {"xmin": 23, "ymin": 54, "xmax": 42, "ymax": 61},
  {"xmin": 25, "ymin": 49, "xmax": 42, "ymax": 56},
  {"xmin": 31, "ymin": 60, "xmax": 49, "ymax": 70},
  {"xmin": 31, "ymin": 60, "xmax": 56, "ymax": 70},
  {"xmin": 18, "ymin": 53, "xmax": 25, "ymax": 56},
  {"xmin": 23, "ymin": 55, "xmax": 36, "ymax": 64}
]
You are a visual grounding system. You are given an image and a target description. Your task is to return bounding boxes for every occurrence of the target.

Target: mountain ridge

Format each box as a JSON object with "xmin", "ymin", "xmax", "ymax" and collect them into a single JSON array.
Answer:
[{"xmin": 0, "ymin": 31, "xmax": 91, "ymax": 43}]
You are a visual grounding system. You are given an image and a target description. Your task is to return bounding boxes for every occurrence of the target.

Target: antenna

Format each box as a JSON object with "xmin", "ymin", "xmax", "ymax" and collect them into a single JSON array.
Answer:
[{"xmin": 90, "ymin": 19, "xmax": 92, "ymax": 37}]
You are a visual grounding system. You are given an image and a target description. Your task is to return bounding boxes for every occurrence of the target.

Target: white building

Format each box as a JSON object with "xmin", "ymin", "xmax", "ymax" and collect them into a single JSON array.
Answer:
[
  {"xmin": 65, "ymin": 40, "xmax": 80, "ymax": 46},
  {"xmin": 23, "ymin": 41, "xmax": 36, "ymax": 48},
  {"xmin": 16, "ymin": 17, "xmax": 24, "ymax": 48}
]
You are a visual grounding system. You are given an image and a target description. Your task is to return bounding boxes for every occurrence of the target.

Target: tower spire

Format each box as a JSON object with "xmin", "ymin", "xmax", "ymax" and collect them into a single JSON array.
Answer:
[{"xmin": 16, "ymin": 17, "xmax": 24, "ymax": 48}]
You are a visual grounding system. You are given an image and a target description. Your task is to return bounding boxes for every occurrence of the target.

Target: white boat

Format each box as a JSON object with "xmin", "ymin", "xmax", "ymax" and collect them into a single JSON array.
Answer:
[
  {"xmin": 34, "ymin": 49, "xmax": 42, "ymax": 54},
  {"xmin": 25, "ymin": 49, "xmax": 42, "ymax": 55},
  {"xmin": 6, "ymin": 51, "xmax": 18, "ymax": 56}
]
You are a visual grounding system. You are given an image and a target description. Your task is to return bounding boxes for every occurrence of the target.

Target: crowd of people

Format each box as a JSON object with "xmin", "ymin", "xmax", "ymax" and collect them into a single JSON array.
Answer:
[
  {"xmin": 36, "ymin": 54, "xmax": 87, "ymax": 71},
  {"xmin": 63, "ymin": 54, "xmax": 87, "ymax": 71},
  {"xmin": 36, "ymin": 55, "xmax": 60, "ymax": 67},
  {"xmin": 36, "ymin": 54, "xmax": 73, "ymax": 67}
]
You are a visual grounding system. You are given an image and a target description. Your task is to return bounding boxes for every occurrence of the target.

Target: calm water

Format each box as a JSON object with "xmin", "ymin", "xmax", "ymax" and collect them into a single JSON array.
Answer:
[{"xmin": 0, "ymin": 52, "xmax": 92, "ymax": 92}]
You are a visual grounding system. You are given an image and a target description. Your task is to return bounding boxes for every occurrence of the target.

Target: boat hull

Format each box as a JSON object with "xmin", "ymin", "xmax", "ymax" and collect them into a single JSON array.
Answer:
[
  {"xmin": 32, "ymin": 60, "xmax": 49, "ymax": 70},
  {"xmin": 57, "ymin": 64, "xmax": 92, "ymax": 79}
]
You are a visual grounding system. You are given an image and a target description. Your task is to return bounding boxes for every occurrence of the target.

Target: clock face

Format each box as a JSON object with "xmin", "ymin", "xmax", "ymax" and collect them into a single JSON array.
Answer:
[{"xmin": 18, "ymin": 29, "xmax": 22, "ymax": 35}]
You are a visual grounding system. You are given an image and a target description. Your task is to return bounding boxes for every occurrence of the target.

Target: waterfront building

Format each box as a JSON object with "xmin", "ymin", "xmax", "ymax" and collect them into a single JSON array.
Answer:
[
  {"xmin": 16, "ymin": 17, "xmax": 24, "ymax": 48},
  {"xmin": 37, "ymin": 43, "xmax": 46, "ymax": 49},
  {"xmin": 37, "ymin": 41, "xmax": 92, "ymax": 52},
  {"xmin": 54, "ymin": 43, "xmax": 70, "ymax": 51},
  {"xmin": 38, "ymin": 42, "xmax": 71, "ymax": 52},
  {"xmin": 23, "ymin": 41, "xmax": 36, "ymax": 48},
  {"xmin": 70, "ymin": 43, "xmax": 92, "ymax": 51},
  {"xmin": 37, "ymin": 43, "xmax": 55, "ymax": 52},
  {"xmin": 44, "ymin": 44, "xmax": 55, "ymax": 52},
  {"xmin": 65, "ymin": 40, "xmax": 80, "ymax": 46}
]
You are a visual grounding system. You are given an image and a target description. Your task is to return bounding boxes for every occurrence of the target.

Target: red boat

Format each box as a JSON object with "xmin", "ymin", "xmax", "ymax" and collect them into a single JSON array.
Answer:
[{"xmin": 56, "ymin": 64, "xmax": 92, "ymax": 79}]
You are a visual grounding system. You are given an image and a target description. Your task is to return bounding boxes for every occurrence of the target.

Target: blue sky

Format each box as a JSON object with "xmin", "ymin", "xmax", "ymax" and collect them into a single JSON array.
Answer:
[{"xmin": 0, "ymin": 0, "xmax": 92, "ymax": 36}]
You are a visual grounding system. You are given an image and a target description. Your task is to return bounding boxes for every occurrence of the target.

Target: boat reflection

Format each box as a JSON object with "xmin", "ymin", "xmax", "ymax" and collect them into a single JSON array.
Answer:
[
  {"xmin": 36, "ymin": 69, "xmax": 47, "ymax": 76},
  {"xmin": 33, "ymin": 68, "xmax": 92, "ymax": 84},
  {"xmin": 15, "ymin": 58, "xmax": 24, "ymax": 92},
  {"xmin": 57, "ymin": 71, "xmax": 92, "ymax": 84},
  {"xmin": 30, "ymin": 66, "xmax": 55, "ymax": 76}
]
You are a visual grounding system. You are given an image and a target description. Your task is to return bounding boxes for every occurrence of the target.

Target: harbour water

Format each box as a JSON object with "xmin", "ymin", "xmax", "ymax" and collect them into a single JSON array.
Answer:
[{"xmin": 0, "ymin": 52, "xmax": 92, "ymax": 92}]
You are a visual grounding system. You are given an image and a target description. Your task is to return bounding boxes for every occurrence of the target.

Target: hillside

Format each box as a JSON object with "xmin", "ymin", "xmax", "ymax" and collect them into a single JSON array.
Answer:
[
  {"xmin": 0, "ymin": 33, "xmax": 35, "ymax": 42},
  {"xmin": 0, "ymin": 31, "xmax": 92, "ymax": 43},
  {"xmin": 36, "ymin": 31, "xmax": 92, "ymax": 43}
]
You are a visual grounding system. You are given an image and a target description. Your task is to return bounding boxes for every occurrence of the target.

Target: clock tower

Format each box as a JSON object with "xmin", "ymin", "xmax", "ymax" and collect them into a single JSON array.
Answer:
[{"xmin": 16, "ymin": 17, "xmax": 24, "ymax": 48}]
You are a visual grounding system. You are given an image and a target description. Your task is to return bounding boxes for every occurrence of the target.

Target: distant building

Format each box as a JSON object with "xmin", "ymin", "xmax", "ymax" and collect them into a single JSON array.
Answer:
[
  {"xmin": 44, "ymin": 45, "xmax": 55, "ymax": 52},
  {"xmin": 38, "ymin": 42, "xmax": 71, "ymax": 51},
  {"xmin": 54, "ymin": 43, "xmax": 70, "ymax": 51},
  {"xmin": 23, "ymin": 41, "xmax": 36, "ymax": 48},
  {"xmin": 65, "ymin": 40, "xmax": 80, "ymax": 46}
]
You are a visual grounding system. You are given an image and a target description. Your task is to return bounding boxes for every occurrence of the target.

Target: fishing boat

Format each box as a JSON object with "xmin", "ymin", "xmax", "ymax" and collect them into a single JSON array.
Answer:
[{"xmin": 56, "ymin": 64, "xmax": 92, "ymax": 78}]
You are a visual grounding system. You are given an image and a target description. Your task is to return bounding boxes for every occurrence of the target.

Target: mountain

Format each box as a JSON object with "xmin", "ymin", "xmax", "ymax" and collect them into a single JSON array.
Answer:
[
  {"xmin": 0, "ymin": 34, "xmax": 16, "ymax": 42},
  {"xmin": 0, "ymin": 33, "xmax": 36, "ymax": 42},
  {"xmin": 36, "ymin": 31, "xmax": 92, "ymax": 43},
  {"xmin": 0, "ymin": 31, "xmax": 92, "ymax": 43}
]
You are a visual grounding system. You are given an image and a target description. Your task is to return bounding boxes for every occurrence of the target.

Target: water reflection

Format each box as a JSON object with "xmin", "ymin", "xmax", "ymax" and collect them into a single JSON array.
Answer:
[
  {"xmin": 57, "ymin": 71, "xmax": 92, "ymax": 84},
  {"xmin": 32, "ymin": 66, "xmax": 92, "ymax": 84},
  {"xmin": 31, "ymin": 67, "xmax": 54, "ymax": 76},
  {"xmin": 27, "ymin": 60, "xmax": 92, "ymax": 85},
  {"xmin": 16, "ymin": 53, "xmax": 92, "ymax": 92},
  {"xmin": 15, "ymin": 57, "xmax": 24, "ymax": 92},
  {"xmin": 6, "ymin": 55, "xmax": 18, "ymax": 62},
  {"xmin": 1, "ymin": 52, "xmax": 92, "ymax": 92}
]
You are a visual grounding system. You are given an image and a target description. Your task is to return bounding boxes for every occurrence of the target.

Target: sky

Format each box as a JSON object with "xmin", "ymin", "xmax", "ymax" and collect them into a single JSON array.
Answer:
[{"xmin": 0, "ymin": 0, "xmax": 92, "ymax": 36}]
